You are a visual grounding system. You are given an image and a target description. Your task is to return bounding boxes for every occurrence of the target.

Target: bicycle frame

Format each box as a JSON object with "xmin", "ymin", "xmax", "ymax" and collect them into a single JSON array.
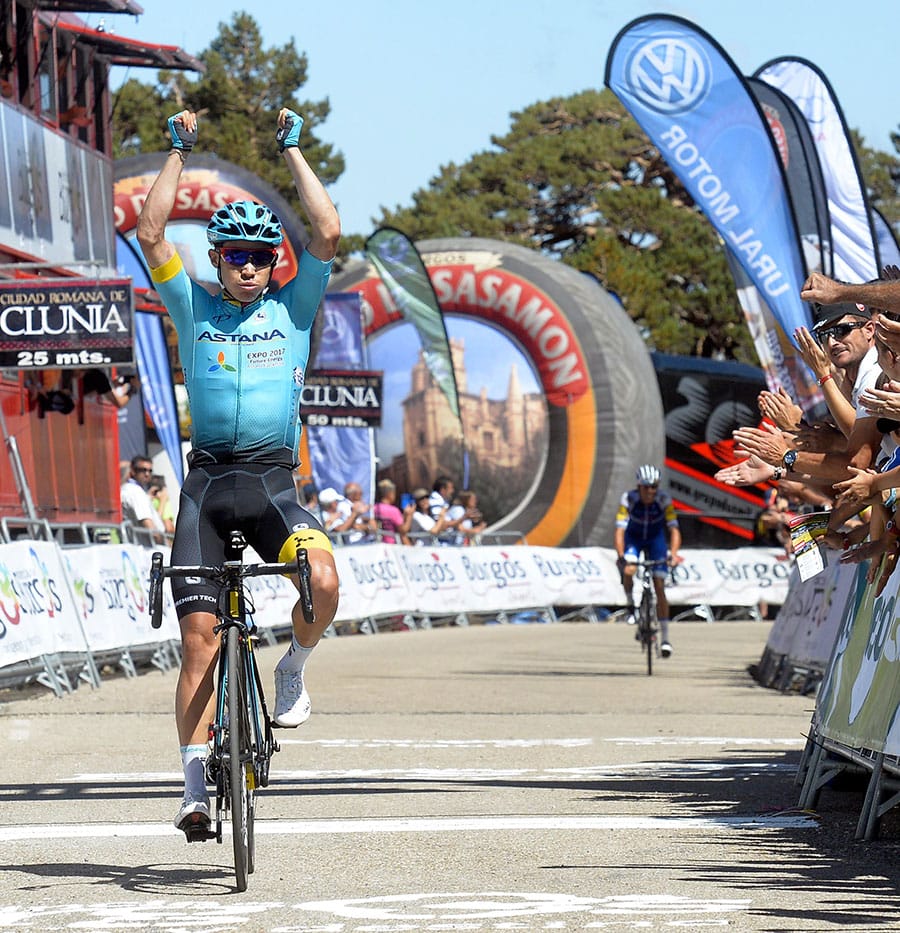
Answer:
[
  {"xmin": 148, "ymin": 530, "xmax": 314, "ymax": 891},
  {"xmin": 632, "ymin": 559, "xmax": 669, "ymax": 676}
]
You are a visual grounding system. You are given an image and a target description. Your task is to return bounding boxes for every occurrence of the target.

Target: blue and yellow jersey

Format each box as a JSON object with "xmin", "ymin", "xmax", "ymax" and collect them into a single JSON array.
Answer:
[{"xmin": 615, "ymin": 488, "xmax": 679, "ymax": 539}]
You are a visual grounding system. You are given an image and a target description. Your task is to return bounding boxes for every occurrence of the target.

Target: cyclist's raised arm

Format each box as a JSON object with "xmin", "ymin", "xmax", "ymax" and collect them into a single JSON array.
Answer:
[
  {"xmin": 276, "ymin": 108, "xmax": 340, "ymax": 263},
  {"xmin": 136, "ymin": 110, "xmax": 198, "ymax": 269}
]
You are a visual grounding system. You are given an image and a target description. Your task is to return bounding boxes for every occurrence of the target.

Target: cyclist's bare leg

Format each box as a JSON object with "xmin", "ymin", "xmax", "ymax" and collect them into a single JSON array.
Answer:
[
  {"xmin": 174, "ymin": 609, "xmax": 218, "ymax": 830},
  {"xmin": 652, "ymin": 576, "xmax": 671, "ymax": 645},
  {"xmin": 176, "ymin": 610, "xmax": 219, "ymax": 745},
  {"xmin": 289, "ymin": 548, "xmax": 340, "ymax": 647},
  {"xmin": 621, "ymin": 562, "xmax": 637, "ymax": 607}
]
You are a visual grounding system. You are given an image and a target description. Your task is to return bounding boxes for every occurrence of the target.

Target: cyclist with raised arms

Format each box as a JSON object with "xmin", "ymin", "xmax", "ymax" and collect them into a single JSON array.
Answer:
[
  {"xmin": 614, "ymin": 464, "xmax": 682, "ymax": 658},
  {"xmin": 136, "ymin": 108, "xmax": 341, "ymax": 836}
]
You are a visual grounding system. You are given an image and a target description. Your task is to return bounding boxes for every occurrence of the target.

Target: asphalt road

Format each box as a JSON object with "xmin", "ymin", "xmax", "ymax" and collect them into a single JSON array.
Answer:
[{"xmin": 1, "ymin": 618, "xmax": 899, "ymax": 932}]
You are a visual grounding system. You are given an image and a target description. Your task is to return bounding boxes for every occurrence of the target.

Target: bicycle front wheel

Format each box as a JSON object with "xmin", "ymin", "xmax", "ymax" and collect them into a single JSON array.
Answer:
[
  {"xmin": 639, "ymin": 593, "xmax": 654, "ymax": 677},
  {"xmin": 227, "ymin": 626, "xmax": 252, "ymax": 892}
]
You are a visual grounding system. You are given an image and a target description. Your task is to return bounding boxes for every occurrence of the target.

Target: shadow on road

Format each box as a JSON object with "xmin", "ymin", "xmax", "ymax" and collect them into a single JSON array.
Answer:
[{"xmin": 0, "ymin": 859, "xmax": 235, "ymax": 895}]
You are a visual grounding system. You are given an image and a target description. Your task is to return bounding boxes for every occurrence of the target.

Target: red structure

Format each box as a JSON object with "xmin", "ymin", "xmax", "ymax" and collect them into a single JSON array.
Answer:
[{"xmin": 0, "ymin": 2, "xmax": 199, "ymax": 525}]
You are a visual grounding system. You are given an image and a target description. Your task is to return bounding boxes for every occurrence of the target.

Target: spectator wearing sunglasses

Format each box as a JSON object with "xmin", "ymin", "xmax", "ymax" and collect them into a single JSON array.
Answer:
[
  {"xmin": 725, "ymin": 299, "xmax": 887, "ymax": 490},
  {"xmin": 806, "ymin": 301, "xmax": 879, "ymax": 433},
  {"xmin": 120, "ymin": 455, "xmax": 166, "ymax": 541},
  {"xmin": 136, "ymin": 108, "xmax": 341, "ymax": 838}
]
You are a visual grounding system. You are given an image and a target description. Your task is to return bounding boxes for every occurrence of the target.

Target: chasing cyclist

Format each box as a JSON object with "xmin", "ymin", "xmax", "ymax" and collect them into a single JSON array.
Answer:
[
  {"xmin": 136, "ymin": 108, "xmax": 341, "ymax": 836},
  {"xmin": 614, "ymin": 464, "xmax": 682, "ymax": 658}
]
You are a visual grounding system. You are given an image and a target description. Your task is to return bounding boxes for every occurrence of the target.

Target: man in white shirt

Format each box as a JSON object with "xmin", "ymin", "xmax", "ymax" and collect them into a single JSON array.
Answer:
[{"xmin": 120, "ymin": 455, "xmax": 165, "ymax": 540}]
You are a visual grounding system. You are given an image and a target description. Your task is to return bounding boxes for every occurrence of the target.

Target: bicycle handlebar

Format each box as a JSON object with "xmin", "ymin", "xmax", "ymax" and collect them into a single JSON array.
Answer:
[{"xmin": 148, "ymin": 550, "xmax": 313, "ymax": 629}]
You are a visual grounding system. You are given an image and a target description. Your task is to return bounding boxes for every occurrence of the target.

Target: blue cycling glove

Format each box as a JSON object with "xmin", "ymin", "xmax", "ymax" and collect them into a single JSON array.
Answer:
[
  {"xmin": 276, "ymin": 110, "xmax": 304, "ymax": 151},
  {"xmin": 167, "ymin": 113, "xmax": 197, "ymax": 152}
]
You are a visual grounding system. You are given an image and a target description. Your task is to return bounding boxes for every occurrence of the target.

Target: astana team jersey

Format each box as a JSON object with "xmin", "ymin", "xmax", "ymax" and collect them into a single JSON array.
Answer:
[
  {"xmin": 150, "ymin": 249, "xmax": 331, "ymax": 466},
  {"xmin": 615, "ymin": 488, "xmax": 679, "ymax": 541}
]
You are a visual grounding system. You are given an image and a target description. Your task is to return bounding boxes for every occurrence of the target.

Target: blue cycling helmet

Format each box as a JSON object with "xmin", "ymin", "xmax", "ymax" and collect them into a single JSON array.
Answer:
[{"xmin": 206, "ymin": 200, "xmax": 284, "ymax": 247}]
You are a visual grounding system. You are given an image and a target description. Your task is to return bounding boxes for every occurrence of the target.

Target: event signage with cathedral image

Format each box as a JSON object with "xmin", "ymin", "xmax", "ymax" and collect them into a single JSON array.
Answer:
[{"xmin": 368, "ymin": 319, "xmax": 549, "ymax": 527}]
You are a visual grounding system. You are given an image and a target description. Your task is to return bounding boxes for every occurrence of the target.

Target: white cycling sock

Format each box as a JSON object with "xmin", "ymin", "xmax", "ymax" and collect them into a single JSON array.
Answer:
[
  {"xmin": 659, "ymin": 619, "xmax": 670, "ymax": 642},
  {"xmin": 276, "ymin": 636, "xmax": 314, "ymax": 673},
  {"xmin": 180, "ymin": 744, "xmax": 208, "ymax": 799}
]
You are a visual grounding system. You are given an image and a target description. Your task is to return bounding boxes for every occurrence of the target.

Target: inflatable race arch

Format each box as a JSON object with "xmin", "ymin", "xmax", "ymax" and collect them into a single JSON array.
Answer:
[{"xmin": 331, "ymin": 238, "xmax": 665, "ymax": 547}]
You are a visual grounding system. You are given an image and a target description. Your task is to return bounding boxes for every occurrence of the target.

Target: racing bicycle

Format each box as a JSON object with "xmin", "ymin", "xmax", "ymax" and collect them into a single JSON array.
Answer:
[
  {"xmin": 148, "ymin": 530, "xmax": 315, "ymax": 892},
  {"xmin": 632, "ymin": 558, "xmax": 671, "ymax": 677}
]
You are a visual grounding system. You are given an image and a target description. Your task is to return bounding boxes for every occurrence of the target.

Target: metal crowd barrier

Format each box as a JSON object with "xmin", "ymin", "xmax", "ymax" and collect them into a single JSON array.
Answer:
[{"xmin": 331, "ymin": 529, "xmax": 528, "ymax": 547}]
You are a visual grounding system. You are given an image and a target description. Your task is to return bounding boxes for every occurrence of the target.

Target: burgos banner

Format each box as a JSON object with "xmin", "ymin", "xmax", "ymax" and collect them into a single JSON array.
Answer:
[{"xmin": 605, "ymin": 15, "xmax": 812, "ymax": 342}]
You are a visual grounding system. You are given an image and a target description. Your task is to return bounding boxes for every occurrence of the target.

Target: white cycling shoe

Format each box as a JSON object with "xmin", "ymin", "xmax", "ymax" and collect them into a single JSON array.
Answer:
[
  {"xmin": 274, "ymin": 668, "xmax": 311, "ymax": 727},
  {"xmin": 174, "ymin": 790, "xmax": 210, "ymax": 833}
]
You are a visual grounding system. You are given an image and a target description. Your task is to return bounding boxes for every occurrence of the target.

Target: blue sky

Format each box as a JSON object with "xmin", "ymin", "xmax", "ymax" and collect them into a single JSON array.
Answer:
[{"xmin": 101, "ymin": 1, "xmax": 899, "ymax": 237}]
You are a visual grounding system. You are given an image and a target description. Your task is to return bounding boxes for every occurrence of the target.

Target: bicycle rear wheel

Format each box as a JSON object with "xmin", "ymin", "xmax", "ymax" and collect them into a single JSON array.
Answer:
[{"xmin": 227, "ymin": 626, "xmax": 252, "ymax": 891}]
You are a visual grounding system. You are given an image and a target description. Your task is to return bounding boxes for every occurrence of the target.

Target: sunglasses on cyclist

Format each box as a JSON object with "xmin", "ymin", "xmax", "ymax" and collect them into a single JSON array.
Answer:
[
  {"xmin": 217, "ymin": 247, "xmax": 278, "ymax": 268},
  {"xmin": 815, "ymin": 320, "xmax": 867, "ymax": 343}
]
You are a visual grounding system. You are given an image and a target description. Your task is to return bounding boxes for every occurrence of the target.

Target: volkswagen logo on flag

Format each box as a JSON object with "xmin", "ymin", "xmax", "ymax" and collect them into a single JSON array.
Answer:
[{"xmin": 626, "ymin": 37, "xmax": 711, "ymax": 114}]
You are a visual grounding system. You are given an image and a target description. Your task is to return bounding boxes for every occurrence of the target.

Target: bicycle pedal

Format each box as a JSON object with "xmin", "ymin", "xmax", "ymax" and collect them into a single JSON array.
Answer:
[{"xmin": 182, "ymin": 819, "xmax": 216, "ymax": 843}]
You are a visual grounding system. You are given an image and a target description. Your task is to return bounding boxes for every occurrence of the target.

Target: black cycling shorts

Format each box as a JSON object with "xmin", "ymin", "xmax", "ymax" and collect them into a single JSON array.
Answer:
[{"xmin": 170, "ymin": 462, "xmax": 325, "ymax": 620}]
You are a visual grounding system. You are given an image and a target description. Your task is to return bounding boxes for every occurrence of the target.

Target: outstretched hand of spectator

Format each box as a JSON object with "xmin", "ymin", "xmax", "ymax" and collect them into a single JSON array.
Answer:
[
  {"xmin": 793, "ymin": 326, "xmax": 834, "ymax": 384},
  {"xmin": 732, "ymin": 422, "xmax": 791, "ymax": 467},
  {"xmin": 875, "ymin": 315, "xmax": 900, "ymax": 357},
  {"xmin": 821, "ymin": 523, "xmax": 868, "ymax": 551},
  {"xmin": 714, "ymin": 453, "xmax": 776, "ymax": 487},
  {"xmin": 758, "ymin": 387, "xmax": 802, "ymax": 432},
  {"xmin": 791, "ymin": 421, "xmax": 842, "ymax": 452},
  {"xmin": 800, "ymin": 272, "xmax": 845, "ymax": 305},
  {"xmin": 859, "ymin": 382, "xmax": 900, "ymax": 419},
  {"xmin": 833, "ymin": 466, "xmax": 880, "ymax": 507}
]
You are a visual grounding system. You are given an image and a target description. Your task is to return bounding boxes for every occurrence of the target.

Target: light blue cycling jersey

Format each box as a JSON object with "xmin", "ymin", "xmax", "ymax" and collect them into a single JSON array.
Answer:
[{"xmin": 150, "ymin": 249, "xmax": 331, "ymax": 465}]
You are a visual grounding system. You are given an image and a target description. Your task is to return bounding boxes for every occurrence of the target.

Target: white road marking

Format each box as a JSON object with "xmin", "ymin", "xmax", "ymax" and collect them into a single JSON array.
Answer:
[
  {"xmin": 66, "ymin": 760, "xmax": 796, "ymax": 783},
  {"xmin": 0, "ymin": 892, "xmax": 755, "ymax": 930},
  {"xmin": 607, "ymin": 736, "xmax": 805, "ymax": 746},
  {"xmin": 296, "ymin": 891, "xmax": 752, "ymax": 920},
  {"xmin": 0, "ymin": 813, "xmax": 817, "ymax": 842},
  {"xmin": 278, "ymin": 738, "xmax": 595, "ymax": 748}
]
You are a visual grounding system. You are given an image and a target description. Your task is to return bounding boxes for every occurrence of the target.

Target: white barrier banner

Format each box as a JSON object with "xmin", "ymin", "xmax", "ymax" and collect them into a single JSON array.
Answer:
[
  {"xmin": 0, "ymin": 540, "xmax": 793, "ymax": 674},
  {"xmin": 764, "ymin": 555, "xmax": 860, "ymax": 667},
  {"xmin": 408, "ymin": 546, "xmax": 540, "ymax": 614},
  {"xmin": 525, "ymin": 547, "xmax": 621, "ymax": 606},
  {"xmin": 666, "ymin": 548, "xmax": 791, "ymax": 607},
  {"xmin": 59, "ymin": 544, "xmax": 180, "ymax": 651},
  {"xmin": 335, "ymin": 544, "xmax": 414, "ymax": 622},
  {"xmin": 0, "ymin": 541, "xmax": 87, "ymax": 665},
  {"xmin": 329, "ymin": 545, "xmax": 790, "ymax": 620}
]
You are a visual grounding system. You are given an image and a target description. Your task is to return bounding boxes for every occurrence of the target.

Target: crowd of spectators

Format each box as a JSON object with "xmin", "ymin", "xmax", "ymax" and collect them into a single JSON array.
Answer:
[
  {"xmin": 301, "ymin": 474, "xmax": 487, "ymax": 547},
  {"xmin": 719, "ymin": 268, "xmax": 900, "ymax": 595}
]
